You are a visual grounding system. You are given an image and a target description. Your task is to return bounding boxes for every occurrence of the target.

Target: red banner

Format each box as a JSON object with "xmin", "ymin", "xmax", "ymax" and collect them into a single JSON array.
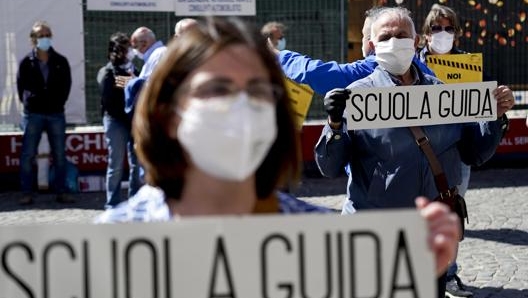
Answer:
[
  {"xmin": 496, "ymin": 118, "xmax": 528, "ymax": 153},
  {"xmin": 0, "ymin": 128, "xmax": 107, "ymax": 174},
  {"xmin": 0, "ymin": 119, "xmax": 526, "ymax": 176}
]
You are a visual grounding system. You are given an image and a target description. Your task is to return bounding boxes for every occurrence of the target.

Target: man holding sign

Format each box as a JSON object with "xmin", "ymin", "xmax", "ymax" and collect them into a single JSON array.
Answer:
[{"xmin": 315, "ymin": 7, "xmax": 514, "ymax": 296}]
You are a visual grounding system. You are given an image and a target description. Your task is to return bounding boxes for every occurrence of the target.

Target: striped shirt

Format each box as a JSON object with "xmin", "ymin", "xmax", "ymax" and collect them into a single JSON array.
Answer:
[{"xmin": 95, "ymin": 185, "xmax": 331, "ymax": 223}]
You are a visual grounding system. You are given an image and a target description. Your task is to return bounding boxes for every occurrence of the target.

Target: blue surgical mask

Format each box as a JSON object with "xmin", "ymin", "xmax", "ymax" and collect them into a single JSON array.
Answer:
[
  {"xmin": 277, "ymin": 37, "xmax": 286, "ymax": 51},
  {"xmin": 37, "ymin": 37, "xmax": 52, "ymax": 51}
]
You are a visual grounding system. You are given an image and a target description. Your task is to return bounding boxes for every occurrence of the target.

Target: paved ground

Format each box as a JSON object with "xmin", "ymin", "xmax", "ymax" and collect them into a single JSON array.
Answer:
[{"xmin": 0, "ymin": 167, "xmax": 527, "ymax": 297}]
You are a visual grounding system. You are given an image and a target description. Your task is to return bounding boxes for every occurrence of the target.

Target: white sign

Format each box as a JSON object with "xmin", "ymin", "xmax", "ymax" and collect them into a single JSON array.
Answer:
[
  {"xmin": 87, "ymin": 0, "xmax": 174, "ymax": 11},
  {"xmin": 0, "ymin": 212, "xmax": 435, "ymax": 297},
  {"xmin": 175, "ymin": 0, "xmax": 256, "ymax": 16},
  {"xmin": 345, "ymin": 81, "xmax": 498, "ymax": 130}
]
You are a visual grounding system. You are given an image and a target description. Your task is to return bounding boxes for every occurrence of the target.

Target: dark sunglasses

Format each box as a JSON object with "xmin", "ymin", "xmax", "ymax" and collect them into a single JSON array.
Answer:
[{"xmin": 431, "ymin": 25, "xmax": 455, "ymax": 34}]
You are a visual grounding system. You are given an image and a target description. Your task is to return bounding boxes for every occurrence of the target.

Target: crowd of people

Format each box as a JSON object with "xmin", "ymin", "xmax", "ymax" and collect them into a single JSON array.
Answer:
[{"xmin": 14, "ymin": 4, "xmax": 522, "ymax": 297}]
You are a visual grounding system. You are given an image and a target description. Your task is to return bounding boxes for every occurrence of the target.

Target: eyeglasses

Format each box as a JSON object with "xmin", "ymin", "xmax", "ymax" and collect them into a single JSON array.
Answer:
[
  {"xmin": 431, "ymin": 25, "xmax": 455, "ymax": 34},
  {"xmin": 184, "ymin": 81, "xmax": 282, "ymax": 102}
]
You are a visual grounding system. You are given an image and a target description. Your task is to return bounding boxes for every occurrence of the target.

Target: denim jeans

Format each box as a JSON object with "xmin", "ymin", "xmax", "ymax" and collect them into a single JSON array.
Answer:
[
  {"xmin": 103, "ymin": 114, "xmax": 140, "ymax": 208},
  {"xmin": 20, "ymin": 112, "xmax": 66, "ymax": 194}
]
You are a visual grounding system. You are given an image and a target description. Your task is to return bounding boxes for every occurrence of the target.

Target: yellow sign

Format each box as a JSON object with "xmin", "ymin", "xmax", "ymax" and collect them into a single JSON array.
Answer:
[
  {"xmin": 284, "ymin": 78, "xmax": 314, "ymax": 130},
  {"xmin": 426, "ymin": 53, "xmax": 483, "ymax": 84}
]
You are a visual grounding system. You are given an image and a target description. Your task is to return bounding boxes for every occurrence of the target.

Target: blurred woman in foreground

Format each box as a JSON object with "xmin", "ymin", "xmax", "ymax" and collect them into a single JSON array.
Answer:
[{"xmin": 95, "ymin": 17, "xmax": 460, "ymax": 277}]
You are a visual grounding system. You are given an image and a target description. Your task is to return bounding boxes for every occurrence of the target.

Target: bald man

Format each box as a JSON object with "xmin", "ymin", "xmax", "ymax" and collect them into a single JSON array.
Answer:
[
  {"xmin": 174, "ymin": 18, "xmax": 198, "ymax": 38},
  {"xmin": 130, "ymin": 27, "xmax": 166, "ymax": 79}
]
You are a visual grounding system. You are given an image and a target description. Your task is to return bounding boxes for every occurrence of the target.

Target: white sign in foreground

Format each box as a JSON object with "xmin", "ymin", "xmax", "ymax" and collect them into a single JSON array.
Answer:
[
  {"xmin": 174, "ymin": 0, "xmax": 256, "ymax": 16},
  {"xmin": 0, "ymin": 211, "xmax": 435, "ymax": 297},
  {"xmin": 345, "ymin": 81, "xmax": 497, "ymax": 130}
]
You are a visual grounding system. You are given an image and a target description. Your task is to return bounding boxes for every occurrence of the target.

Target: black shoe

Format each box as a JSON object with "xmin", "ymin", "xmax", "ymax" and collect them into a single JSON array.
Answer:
[
  {"xmin": 445, "ymin": 274, "xmax": 473, "ymax": 298},
  {"xmin": 56, "ymin": 194, "xmax": 75, "ymax": 204}
]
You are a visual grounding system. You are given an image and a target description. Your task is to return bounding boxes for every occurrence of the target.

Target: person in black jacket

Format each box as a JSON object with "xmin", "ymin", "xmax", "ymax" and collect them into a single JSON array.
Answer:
[
  {"xmin": 16, "ymin": 20, "xmax": 73, "ymax": 205},
  {"xmin": 96, "ymin": 32, "xmax": 141, "ymax": 209}
]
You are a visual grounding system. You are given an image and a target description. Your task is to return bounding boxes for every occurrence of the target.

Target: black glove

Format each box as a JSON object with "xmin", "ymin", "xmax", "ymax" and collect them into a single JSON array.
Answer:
[{"xmin": 324, "ymin": 88, "xmax": 351, "ymax": 123}]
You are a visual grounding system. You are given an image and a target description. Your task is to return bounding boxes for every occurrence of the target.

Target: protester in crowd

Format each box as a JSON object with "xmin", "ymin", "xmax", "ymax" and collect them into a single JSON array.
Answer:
[
  {"xmin": 96, "ymin": 32, "xmax": 140, "ymax": 209},
  {"xmin": 129, "ymin": 26, "xmax": 166, "ymax": 80},
  {"xmin": 95, "ymin": 17, "xmax": 460, "ymax": 279},
  {"xmin": 271, "ymin": 7, "xmax": 434, "ymax": 96},
  {"xmin": 419, "ymin": 5, "xmax": 474, "ymax": 297},
  {"xmin": 420, "ymin": 4, "xmax": 475, "ymax": 194},
  {"xmin": 119, "ymin": 26, "xmax": 167, "ymax": 114},
  {"xmin": 174, "ymin": 18, "xmax": 198, "ymax": 38},
  {"xmin": 16, "ymin": 21, "xmax": 74, "ymax": 205},
  {"xmin": 314, "ymin": 7, "xmax": 514, "ymax": 296},
  {"xmin": 261, "ymin": 21, "xmax": 287, "ymax": 51}
]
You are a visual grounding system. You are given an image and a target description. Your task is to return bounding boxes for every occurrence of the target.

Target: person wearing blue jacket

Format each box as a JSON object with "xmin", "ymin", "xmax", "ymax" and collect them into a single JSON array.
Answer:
[
  {"xmin": 314, "ymin": 7, "xmax": 514, "ymax": 297},
  {"xmin": 276, "ymin": 7, "xmax": 434, "ymax": 96}
]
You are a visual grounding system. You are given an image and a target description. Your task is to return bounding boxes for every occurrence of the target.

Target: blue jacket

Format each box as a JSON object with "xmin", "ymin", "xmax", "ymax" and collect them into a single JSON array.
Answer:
[
  {"xmin": 279, "ymin": 51, "xmax": 435, "ymax": 95},
  {"xmin": 314, "ymin": 65, "xmax": 504, "ymax": 211}
]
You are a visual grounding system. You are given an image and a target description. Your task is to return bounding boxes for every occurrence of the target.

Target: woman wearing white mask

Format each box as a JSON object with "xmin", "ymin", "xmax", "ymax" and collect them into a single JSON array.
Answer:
[
  {"xmin": 95, "ymin": 18, "xmax": 460, "ymax": 281},
  {"xmin": 418, "ymin": 6, "xmax": 477, "ymax": 298},
  {"xmin": 418, "ymin": 4, "xmax": 465, "ymax": 59},
  {"xmin": 419, "ymin": 4, "xmax": 513, "ymax": 298}
]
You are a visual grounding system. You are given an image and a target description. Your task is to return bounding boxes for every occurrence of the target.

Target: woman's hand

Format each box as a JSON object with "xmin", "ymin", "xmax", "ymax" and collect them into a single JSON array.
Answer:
[
  {"xmin": 415, "ymin": 197, "xmax": 461, "ymax": 276},
  {"xmin": 494, "ymin": 85, "xmax": 515, "ymax": 118}
]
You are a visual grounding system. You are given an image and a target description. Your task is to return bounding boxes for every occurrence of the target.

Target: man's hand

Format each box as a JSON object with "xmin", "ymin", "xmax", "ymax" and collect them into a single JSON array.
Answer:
[
  {"xmin": 415, "ymin": 197, "xmax": 460, "ymax": 276},
  {"xmin": 324, "ymin": 88, "xmax": 350, "ymax": 124},
  {"xmin": 115, "ymin": 75, "xmax": 133, "ymax": 89}
]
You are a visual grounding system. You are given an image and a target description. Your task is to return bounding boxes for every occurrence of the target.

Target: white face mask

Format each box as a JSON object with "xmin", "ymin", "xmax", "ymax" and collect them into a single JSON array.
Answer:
[
  {"xmin": 177, "ymin": 92, "xmax": 277, "ymax": 181},
  {"xmin": 276, "ymin": 38, "xmax": 286, "ymax": 51},
  {"xmin": 126, "ymin": 48, "xmax": 136, "ymax": 61},
  {"xmin": 133, "ymin": 48, "xmax": 144, "ymax": 60},
  {"xmin": 429, "ymin": 31, "xmax": 454, "ymax": 54},
  {"xmin": 374, "ymin": 37, "xmax": 416, "ymax": 75}
]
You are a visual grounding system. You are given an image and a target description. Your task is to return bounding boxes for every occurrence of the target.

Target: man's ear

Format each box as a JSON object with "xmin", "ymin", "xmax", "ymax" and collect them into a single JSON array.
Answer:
[
  {"xmin": 414, "ymin": 35, "xmax": 420, "ymax": 49},
  {"xmin": 368, "ymin": 40, "xmax": 376, "ymax": 53}
]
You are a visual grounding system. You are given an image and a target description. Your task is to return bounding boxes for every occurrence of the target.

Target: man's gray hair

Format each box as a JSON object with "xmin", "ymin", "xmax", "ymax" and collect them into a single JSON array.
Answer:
[{"xmin": 370, "ymin": 6, "xmax": 416, "ymax": 40}]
